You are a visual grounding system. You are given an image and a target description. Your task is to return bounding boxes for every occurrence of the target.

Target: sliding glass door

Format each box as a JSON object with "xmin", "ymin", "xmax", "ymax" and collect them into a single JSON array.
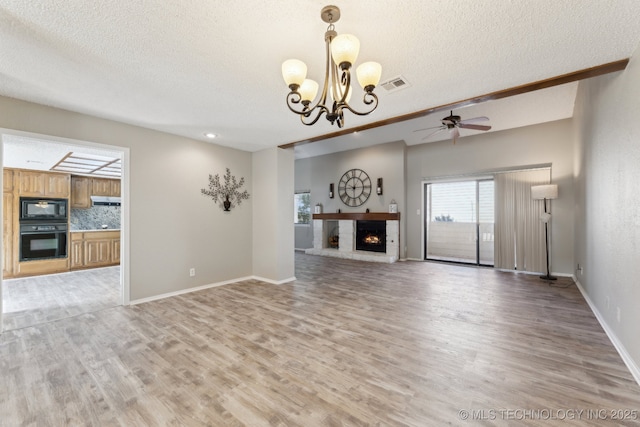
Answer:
[{"xmin": 425, "ymin": 179, "xmax": 494, "ymax": 266}]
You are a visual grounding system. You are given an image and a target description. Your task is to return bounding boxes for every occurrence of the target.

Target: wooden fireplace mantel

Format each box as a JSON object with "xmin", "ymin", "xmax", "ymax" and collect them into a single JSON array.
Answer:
[{"xmin": 312, "ymin": 212, "xmax": 400, "ymax": 221}]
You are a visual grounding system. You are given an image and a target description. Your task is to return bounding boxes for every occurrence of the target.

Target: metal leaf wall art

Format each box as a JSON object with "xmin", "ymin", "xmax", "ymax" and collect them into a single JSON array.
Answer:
[{"xmin": 201, "ymin": 168, "xmax": 250, "ymax": 211}]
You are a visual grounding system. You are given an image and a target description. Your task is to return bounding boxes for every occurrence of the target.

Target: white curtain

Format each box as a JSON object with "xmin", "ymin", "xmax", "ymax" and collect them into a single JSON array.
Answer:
[{"xmin": 494, "ymin": 168, "xmax": 550, "ymax": 273}]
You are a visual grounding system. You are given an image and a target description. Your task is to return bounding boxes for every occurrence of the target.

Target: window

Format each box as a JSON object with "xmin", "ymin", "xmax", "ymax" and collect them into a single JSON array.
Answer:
[
  {"xmin": 294, "ymin": 192, "xmax": 311, "ymax": 224},
  {"xmin": 425, "ymin": 179, "xmax": 494, "ymax": 265}
]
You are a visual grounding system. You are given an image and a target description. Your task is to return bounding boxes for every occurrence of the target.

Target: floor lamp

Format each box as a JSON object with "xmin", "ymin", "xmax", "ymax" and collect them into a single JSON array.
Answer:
[{"xmin": 531, "ymin": 184, "xmax": 558, "ymax": 281}]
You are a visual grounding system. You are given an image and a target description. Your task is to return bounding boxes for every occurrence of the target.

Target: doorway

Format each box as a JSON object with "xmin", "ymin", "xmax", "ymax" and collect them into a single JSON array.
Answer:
[
  {"xmin": 1, "ymin": 132, "xmax": 128, "ymax": 332},
  {"xmin": 424, "ymin": 179, "xmax": 494, "ymax": 266}
]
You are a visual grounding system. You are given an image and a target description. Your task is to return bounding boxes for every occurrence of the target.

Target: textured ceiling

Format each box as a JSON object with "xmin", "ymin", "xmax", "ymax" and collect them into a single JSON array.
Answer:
[{"xmin": 1, "ymin": 1, "xmax": 639, "ymax": 157}]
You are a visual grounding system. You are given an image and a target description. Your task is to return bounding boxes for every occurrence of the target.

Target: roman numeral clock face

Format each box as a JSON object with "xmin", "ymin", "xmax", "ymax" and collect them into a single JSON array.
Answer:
[{"xmin": 338, "ymin": 168, "xmax": 372, "ymax": 207}]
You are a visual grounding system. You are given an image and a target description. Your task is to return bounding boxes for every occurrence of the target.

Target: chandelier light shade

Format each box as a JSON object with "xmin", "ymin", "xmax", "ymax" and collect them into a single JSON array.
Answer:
[
  {"xmin": 282, "ymin": 5, "xmax": 382, "ymax": 128},
  {"xmin": 299, "ymin": 79, "xmax": 319, "ymax": 103},
  {"xmin": 330, "ymin": 34, "xmax": 360, "ymax": 67},
  {"xmin": 281, "ymin": 59, "xmax": 307, "ymax": 88},
  {"xmin": 356, "ymin": 61, "xmax": 383, "ymax": 91}
]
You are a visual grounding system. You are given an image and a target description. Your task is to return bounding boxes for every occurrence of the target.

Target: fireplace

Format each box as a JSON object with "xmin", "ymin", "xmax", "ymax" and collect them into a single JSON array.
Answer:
[{"xmin": 356, "ymin": 220, "xmax": 386, "ymax": 253}]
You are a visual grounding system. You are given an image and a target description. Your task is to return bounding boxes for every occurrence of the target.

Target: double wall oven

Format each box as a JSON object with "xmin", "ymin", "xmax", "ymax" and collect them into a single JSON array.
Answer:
[{"xmin": 19, "ymin": 198, "xmax": 68, "ymax": 262}]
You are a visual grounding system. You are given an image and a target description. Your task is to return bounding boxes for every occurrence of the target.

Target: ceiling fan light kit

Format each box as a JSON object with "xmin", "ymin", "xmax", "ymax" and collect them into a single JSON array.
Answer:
[{"xmin": 282, "ymin": 5, "xmax": 382, "ymax": 128}]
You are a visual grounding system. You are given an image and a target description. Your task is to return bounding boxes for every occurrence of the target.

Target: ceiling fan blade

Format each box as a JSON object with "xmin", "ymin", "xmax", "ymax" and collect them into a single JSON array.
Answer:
[
  {"xmin": 458, "ymin": 124, "xmax": 492, "ymax": 131},
  {"xmin": 413, "ymin": 125, "xmax": 445, "ymax": 133},
  {"xmin": 458, "ymin": 116, "xmax": 489, "ymax": 124},
  {"xmin": 451, "ymin": 128, "xmax": 460, "ymax": 144},
  {"xmin": 421, "ymin": 128, "xmax": 446, "ymax": 140}
]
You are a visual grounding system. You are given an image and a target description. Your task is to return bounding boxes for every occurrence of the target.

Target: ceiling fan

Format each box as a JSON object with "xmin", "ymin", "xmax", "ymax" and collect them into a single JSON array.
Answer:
[{"xmin": 413, "ymin": 110, "xmax": 492, "ymax": 144}]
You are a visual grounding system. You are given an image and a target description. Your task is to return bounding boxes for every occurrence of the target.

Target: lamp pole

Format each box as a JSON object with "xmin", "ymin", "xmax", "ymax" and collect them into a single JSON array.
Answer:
[{"xmin": 541, "ymin": 197, "xmax": 557, "ymax": 281}]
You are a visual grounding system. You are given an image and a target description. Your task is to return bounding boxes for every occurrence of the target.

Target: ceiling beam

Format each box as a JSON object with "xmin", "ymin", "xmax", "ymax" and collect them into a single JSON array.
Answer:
[{"xmin": 279, "ymin": 58, "xmax": 629, "ymax": 150}]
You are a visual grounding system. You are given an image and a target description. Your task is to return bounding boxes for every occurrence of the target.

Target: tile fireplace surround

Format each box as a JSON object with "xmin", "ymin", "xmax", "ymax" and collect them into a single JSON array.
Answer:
[{"xmin": 305, "ymin": 213, "xmax": 400, "ymax": 263}]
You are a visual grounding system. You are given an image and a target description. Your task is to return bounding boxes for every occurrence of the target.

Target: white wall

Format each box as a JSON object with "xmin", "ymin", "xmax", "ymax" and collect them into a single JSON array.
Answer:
[
  {"xmin": 573, "ymin": 42, "xmax": 640, "ymax": 378},
  {"xmin": 0, "ymin": 96, "xmax": 253, "ymax": 301},
  {"xmin": 406, "ymin": 119, "xmax": 575, "ymax": 274}
]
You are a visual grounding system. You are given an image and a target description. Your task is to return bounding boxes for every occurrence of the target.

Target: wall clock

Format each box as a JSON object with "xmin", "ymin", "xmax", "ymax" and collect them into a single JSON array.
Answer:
[{"xmin": 338, "ymin": 168, "xmax": 372, "ymax": 207}]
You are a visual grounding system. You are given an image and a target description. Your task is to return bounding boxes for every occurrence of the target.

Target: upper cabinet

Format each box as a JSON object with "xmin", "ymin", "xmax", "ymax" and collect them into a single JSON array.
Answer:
[
  {"xmin": 70, "ymin": 176, "xmax": 91, "ymax": 208},
  {"xmin": 3, "ymin": 169, "xmax": 14, "ymax": 192},
  {"xmin": 16, "ymin": 170, "xmax": 70, "ymax": 198},
  {"xmin": 71, "ymin": 176, "xmax": 121, "ymax": 208},
  {"xmin": 110, "ymin": 180, "xmax": 121, "ymax": 197},
  {"xmin": 91, "ymin": 178, "xmax": 120, "ymax": 197},
  {"xmin": 91, "ymin": 178, "xmax": 111, "ymax": 196}
]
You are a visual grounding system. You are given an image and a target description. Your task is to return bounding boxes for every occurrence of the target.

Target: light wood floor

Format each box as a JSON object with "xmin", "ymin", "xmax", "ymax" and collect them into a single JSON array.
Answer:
[
  {"xmin": 2, "ymin": 267, "xmax": 120, "ymax": 331},
  {"xmin": 1, "ymin": 254, "xmax": 639, "ymax": 426}
]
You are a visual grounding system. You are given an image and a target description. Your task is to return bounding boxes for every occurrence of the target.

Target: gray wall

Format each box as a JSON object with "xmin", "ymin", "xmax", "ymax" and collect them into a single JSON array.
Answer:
[
  {"xmin": 295, "ymin": 140, "xmax": 408, "ymax": 257},
  {"xmin": 0, "ymin": 95, "xmax": 254, "ymax": 301},
  {"xmin": 406, "ymin": 119, "xmax": 575, "ymax": 273},
  {"xmin": 572, "ymin": 42, "xmax": 640, "ymax": 378},
  {"xmin": 296, "ymin": 124, "xmax": 576, "ymax": 270},
  {"xmin": 252, "ymin": 147, "xmax": 295, "ymax": 282}
]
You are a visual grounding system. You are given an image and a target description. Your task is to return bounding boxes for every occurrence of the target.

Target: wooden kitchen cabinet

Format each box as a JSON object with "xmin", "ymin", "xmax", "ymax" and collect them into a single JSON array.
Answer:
[
  {"xmin": 71, "ymin": 230, "xmax": 120, "ymax": 269},
  {"xmin": 17, "ymin": 170, "xmax": 70, "ymax": 198},
  {"xmin": 111, "ymin": 238, "xmax": 121, "ymax": 264},
  {"xmin": 46, "ymin": 173, "xmax": 71, "ymax": 198},
  {"xmin": 91, "ymin": 178, "xmax": 112, "ymax": 196},
  {"xmin": 71, "ymin": 176, "xmax": 121, "ymax": 208},
  {"xmin": 4, "ymin": 168, "xmax": 74, "ymax": 278},
  {"xmin": 70, "ymin": 176, "xmax": 91, "ymax": 208},
  {"xmin": 3, "ymin": 192, "xmax": 14, "ymax": 278},
  {"xmin": 3, "ymin": 169, "xmax": 14, "ymax": 192},
  {"xmin": 84, "ymin": 239, "xmax": 111, "ymax": 267},
  {"xmin": 70, "ymin": 233, "xmax": 84, "ymax": 269},
  {"xmin": 92, "ymin": 178, "xmax": 121, "ymax": 197},
  {"xmin": 3, "ymin": 169, "xmax": 15, "ymax": 278},
  {"xmin": 109, "ymin": 179, "xmax": 121, "ymax": 197}
]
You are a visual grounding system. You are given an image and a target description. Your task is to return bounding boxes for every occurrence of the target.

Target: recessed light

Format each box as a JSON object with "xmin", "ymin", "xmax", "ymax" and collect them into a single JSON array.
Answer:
[{"xmin": 204, "ymin": 133, "xmax": 217, "ymax": 139}]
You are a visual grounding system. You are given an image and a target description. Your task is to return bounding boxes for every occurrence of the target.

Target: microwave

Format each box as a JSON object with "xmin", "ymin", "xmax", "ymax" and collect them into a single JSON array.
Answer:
[{"xmin": 19, "ymin": 197, "xmax": 68, "ymax": 222}]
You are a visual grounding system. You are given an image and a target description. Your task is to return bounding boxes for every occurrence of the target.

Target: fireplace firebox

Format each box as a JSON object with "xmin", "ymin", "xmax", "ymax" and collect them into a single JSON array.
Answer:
[{"xmin": 356, "ymin": 220, "xmax": 386, "ymax": 253}]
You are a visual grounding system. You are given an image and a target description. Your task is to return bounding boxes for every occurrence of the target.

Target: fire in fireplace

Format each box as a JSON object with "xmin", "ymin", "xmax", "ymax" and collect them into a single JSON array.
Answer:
[{"xmin": 356, "ymin": 220, "xmax": 386, "ymax": 253}]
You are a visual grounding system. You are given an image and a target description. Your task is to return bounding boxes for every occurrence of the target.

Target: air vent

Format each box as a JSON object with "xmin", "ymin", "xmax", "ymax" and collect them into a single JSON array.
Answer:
[{"xmin": 380, "ymin": 75, "xmax": 411, "ymax": 93}]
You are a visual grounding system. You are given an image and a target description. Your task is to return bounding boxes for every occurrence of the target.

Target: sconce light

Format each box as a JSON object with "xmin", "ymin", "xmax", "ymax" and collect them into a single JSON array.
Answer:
[
  {"xmin": 329, "ymin": 183, "xmax": 334, "ymax": 198},
  {"xmin": 376, "ymin": 178, "xmax": 383, "ymax": 195}
]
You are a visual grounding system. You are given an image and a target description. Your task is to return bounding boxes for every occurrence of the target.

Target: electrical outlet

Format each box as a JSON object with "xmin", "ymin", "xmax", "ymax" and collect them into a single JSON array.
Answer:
[
  {"xmin": 617, "ymin": 307, "xmax": 621, "ymax": 323},
  {"xmin": 416, "ymin": 209, "xmax": 420, "ymax": 215},
  {"xmin": 189, "ymin": 268, "xmax": 196, "ymax": 277},
  {"xmin": 576, "ymin": 263, "xmax": 583, "ymax": 275}
]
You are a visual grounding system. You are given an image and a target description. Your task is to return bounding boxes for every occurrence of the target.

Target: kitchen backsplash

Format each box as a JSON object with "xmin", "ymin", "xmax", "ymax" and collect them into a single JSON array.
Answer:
[{"xmin": 70, "ymin": 206, "xmax": 121, "ymax": 230}]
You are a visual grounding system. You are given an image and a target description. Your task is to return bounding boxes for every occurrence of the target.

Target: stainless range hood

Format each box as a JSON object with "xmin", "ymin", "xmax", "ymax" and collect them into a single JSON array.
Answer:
[{"xmin": 90, "ymin": 196, "xmax": 121, "ymax": 206}]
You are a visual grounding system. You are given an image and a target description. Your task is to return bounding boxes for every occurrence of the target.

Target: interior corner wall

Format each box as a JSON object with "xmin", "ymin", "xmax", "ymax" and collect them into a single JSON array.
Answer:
[
  {"xmin": 295, "ymin": 141, "xmax": 408, "ymax": 258},
  {"xmin": 572, "ymin": 44, "xmax": 640, "ymax": 375},
  {"xmin": 0, "ymin": 96, "xmax": 253, "ymax": 301},
  {"xmin": 405, "ymin": 119, "xmax": 575, "ymax": 274},
  {"xmin": 252, "ymin": 147, "xmax": 295, "ymax": 282}
]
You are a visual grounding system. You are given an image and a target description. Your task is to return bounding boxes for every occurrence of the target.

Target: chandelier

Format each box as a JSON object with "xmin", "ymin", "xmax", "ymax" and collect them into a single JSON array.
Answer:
[{"xmin": 281, "ymin": 5, "xmax": 382, "ymax": 128}]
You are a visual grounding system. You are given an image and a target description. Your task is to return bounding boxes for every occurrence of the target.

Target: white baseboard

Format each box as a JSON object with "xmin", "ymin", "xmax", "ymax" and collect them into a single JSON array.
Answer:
[
  {"xmin": 251, "ymin": 275, "xmax": 296, "ymax": 285},
  {"xmin": 129, "ymin": 274, "xmax": 297, "ymax": 305},
  {"xmin": 129, "ymin": 276, "xmax": 253, "ymax": 305},
  {"xmin": 573, "ymin": 276, "xmax": 640, "ymax": 386}
]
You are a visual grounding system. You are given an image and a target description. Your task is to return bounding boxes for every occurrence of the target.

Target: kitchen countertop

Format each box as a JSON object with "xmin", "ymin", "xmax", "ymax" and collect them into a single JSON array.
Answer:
[{"xmin": 70, "ymin": 229, "xmax": 121, "ymax": 232}]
